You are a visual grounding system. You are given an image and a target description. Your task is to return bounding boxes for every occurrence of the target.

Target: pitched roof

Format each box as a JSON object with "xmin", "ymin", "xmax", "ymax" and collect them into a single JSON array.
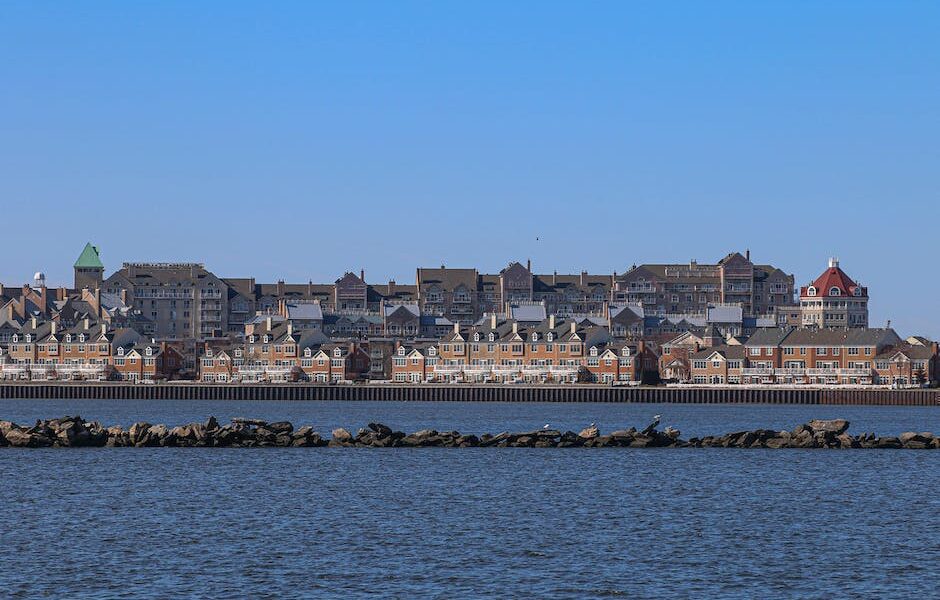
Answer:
[
  {"xmin": 74, "ymin": 243, "xmax": 104, "ymax": 269},
  {"xmin": 801, "ymin": 263, "xmax": 866, "ymax": 298}
]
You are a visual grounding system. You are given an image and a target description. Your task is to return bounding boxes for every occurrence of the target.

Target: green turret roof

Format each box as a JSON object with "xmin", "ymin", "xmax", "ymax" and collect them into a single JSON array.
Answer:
[{"xmin": 74, "ymin": 243, "xmax": 104, "ymax": 269}]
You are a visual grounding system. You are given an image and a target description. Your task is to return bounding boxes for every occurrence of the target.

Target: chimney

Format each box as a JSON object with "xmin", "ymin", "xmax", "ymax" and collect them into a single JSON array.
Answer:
[
  {"xmin": 57, "ymin": 287, "xmax": 67, "ymax": 301},
  {"xmin": 453, "ymin": 322, "xmax": 459, "ymax": 334},
  {"xmin": 101, "ymin": 323, "xmax": 107, "ymax": 336},
  {"xmin": 120, "ymin": 289, "xmax": 127, "ymax": 306},
  {"xmin": 360, "ymin": 269, "xmax": 365, "ymax": 282},
  {"xmin": 552, "ymin": 271, "xmax": 557, "ymax": 286},
  {"xmin": 40, "ymin": 286, "xmax": 48, "ymax": 315},
  {"xmin": 490, "ymin": 313, "xmax": 497, "ymax": 329},
  {"xmin": 526, "ymin": 259, "xmax": 531, "ymax": 272},
  {"xmin": 512, "ymin": 322, "xmax": 518, "ymax": 334},
  {"xmin": 50, "ymin": 321, "xmax": 56, "ymax": 335},
  {"xmin": 828, "ymin": 257, "xmax": 839, "ymax": 269},
  {"xmin": 549, "ymin": 314, "xmax": 555, "ymax": 329},
  {"xmin": 94, "ymin": 288, "xmax": 102, "ymax": 317},
  {"xmin": 84, "ymin": 317, "xmax": 90, "ymax": 330},
  {"xmin": 307, "ymin": 280, "xmax": 313, "ymax": 296},
  {"xmin": 570, "ymin": 321, "xmax": 576, "ymax": 334},
  {"xmin": 276, "ymin": 280, "xmax": 285, "ymax": 297},
  {"xmin": 580, "ymin": 271, "xmax": 587, "ymax": 287},
  {"xmin": 287, "ymin": 322, "xmax": 293, "ymax": 336},
  {"xmin": 388, "ymin": 279, "xmax": 395, "ymax": 295},
  {"xmin": 745, "ymin": 249, "xmax": 750, "ymax": 261},
  {"xmin": 266, "ymin": 316, "xmax": 273, "ymax": 330},
  {"xmin": 31, "ymin": 316, "xmax": 37, "ymax": 328},
  {"xmin": 637, "ymin": 340, "xmax": 645, "ymax": 355}
]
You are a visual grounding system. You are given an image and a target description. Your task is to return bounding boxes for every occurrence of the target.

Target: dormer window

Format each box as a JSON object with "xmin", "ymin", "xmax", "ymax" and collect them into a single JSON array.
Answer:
[
  {"xmin": 249, "ymin": 336, "xmax": 255, "ymax": 343},
  {"xmin": 79, "ymin": 334, "xmax": 85, "ymax": 342},
  {"xmin": 853, "ymin": 288, "xmax": 862, "ymax": 297},
  {"xmin": 829, "ymin": 287, "xmax": 841, "ymax": 296},
  {"xmin": 546, "ymin": 333, "xmax": 553, "ymax": 342},
  {"xmin": 488, "ymin": 333, "xmax": 495, "ymax": 342},
  {"xmin": 118, "ymin": 347, "xmax": 125, "ymax": 356},
  {"xmin": 428, "ymin": 347, "xmax": 436, "ymax": 356},
  {"xmin": 333, "ymin": 348, "xmax": 341, "ymax": 357},
  {"xmin": 398, "ymin": 347, "xmax": 406, "ymax": 356},
  {"xmin": 622, "ymin": 347, "xmax": 631, "ymax": 356},
  {"xmin": 531, "ymin": 333, "xmax": 538, "ymax": 342},
  {"xmin": 146, "ymin": 347, "xmax": 153, "ymax": 356},
  {"xmin": 807, "ymin": 286, "xmax": 816, "ymax": 297},
  {"xmin": 473, "ymin": 333, "xmax": 480, "ymax": 342},
  {"xmin": 66, "ymin": 334, "xmax": 72, "ymax": 343},
  {"xmin": 590, "ymin": 347, "xmax": 598, "ymax": 357},
  {"xmin": 263, "ymin": 335, "xmax": 269, "ymax": 343},
  {"xmin": 12, "ymin": 335, "xmax": 18, "ymax": 342},
  {"xmin": 25, "ymin": 335, "xmax": 31, "ymax": 342},
  {"xmin": 235, "ymin": 349, "xmax": 243, "ymax": 357}
]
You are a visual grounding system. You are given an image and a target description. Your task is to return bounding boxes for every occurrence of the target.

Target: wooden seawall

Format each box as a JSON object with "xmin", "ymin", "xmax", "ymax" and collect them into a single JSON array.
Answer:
[{"xmin": 0, "ymin": 384, "xmax": 937, "ymax": 405}]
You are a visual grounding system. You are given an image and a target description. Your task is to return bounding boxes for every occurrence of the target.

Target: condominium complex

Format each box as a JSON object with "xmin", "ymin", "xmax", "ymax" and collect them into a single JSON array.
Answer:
[{"xmin": 0, "ymin": 243, "xmax": 932, "ymax": 387}]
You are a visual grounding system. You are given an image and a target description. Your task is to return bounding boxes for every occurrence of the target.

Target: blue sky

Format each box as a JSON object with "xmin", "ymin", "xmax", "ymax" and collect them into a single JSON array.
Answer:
[{"xmin": 1, "ymin": 1, "xmax": 938, "ymax": 336}]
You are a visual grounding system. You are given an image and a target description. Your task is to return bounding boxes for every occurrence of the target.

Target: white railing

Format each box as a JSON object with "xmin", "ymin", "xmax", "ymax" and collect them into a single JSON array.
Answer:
[
  {"xmin": 742, "ymin": 368, "xmax": 773, "ymax": 375},
  {"xmin": 838, "ymin": 368, "xmax": 871, "ymax": 376},
  {"xmin": 806, "ymin": 368, "xmax": 838, "ymax": 376}
]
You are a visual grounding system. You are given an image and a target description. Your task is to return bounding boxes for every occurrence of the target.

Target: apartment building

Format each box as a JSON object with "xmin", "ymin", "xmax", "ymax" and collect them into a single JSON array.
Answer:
[
  {"xmin": 613, "ymin": 251, "xmax": 795, "ymax": 317},
  {"xmin": 799, "ymin": 258, "xmax": 869, "ymax": 328},
  {"xmin": 103, "ymin": 263, "xmax": 228, "ymax": 340}
]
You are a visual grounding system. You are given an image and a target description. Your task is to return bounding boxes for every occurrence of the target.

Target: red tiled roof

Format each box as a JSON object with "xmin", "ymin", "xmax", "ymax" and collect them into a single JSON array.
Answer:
[{"xmin": 800, "ymin": 266, "xmax": 866, "ymax": 298}]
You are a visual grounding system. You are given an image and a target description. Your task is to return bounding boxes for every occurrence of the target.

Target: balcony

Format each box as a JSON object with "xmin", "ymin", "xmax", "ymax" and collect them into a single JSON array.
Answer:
[
  {"xmin": 742, "ymin": 368, "xmax": 773, "ymax": 376},
  {"xmin": 775, "ymin": 368, "xmax": 806, "ymax": 376},
  {"xmin": 838, "ymin": 368, "xmax": 871, "ymax": 376},
  {"xmin": 806, "ymin": 368, "xmax": 838, "ymax": 376}
]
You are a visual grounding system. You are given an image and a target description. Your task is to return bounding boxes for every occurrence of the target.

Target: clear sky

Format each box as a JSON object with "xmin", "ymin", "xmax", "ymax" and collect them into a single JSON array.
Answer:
[{"xmin": 1, "ymin": 1, "xmax": 938, "ymax": 336}]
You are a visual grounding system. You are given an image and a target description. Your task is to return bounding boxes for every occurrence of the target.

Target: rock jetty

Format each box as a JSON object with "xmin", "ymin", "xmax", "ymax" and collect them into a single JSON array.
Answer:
[{"xmin": 0, "ymin": 416, "xmax": 938, "ymax": 449}]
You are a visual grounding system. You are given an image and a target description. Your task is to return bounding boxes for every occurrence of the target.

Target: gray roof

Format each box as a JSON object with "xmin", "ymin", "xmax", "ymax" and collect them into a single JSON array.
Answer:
[
  {"xmin": 507, "ymin": 303, "xmax": 546, "ymax": 323},
  {"xmin": 706, "ymin": 305, "xmax": 743, "ymax": 324},
  {"xmin": 286, "ymin": 302, "xmax": 324, "ymax": 321}
]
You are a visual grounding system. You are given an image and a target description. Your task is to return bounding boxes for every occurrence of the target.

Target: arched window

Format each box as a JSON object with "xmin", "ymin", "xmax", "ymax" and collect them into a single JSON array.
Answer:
[
  {"xmin": 829, "ymin": 287, "xmax": 841, "ymax": 296},
  {"xmin": 488, "ymin": 333, "xmax": 495, "ymax": 342},
  {"xmin": 807, "ymin": 286, "xmax": 816, "ymax": 297}
]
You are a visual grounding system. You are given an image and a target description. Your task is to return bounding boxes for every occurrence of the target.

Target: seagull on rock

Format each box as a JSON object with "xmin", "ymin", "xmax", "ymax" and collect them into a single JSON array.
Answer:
[{"xmin": 642, "ymin": 414, "xmax": 662, "ymax": 436}]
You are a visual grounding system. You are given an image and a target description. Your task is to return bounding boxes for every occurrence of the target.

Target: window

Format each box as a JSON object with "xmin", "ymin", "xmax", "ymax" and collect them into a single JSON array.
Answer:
[
  {"xmin": 829, "ymin": 287, "xmax": 841, "ymax": 296},
  {"xmin": 807, "ymin": 286, "xmax": 816, "ymax": 297}
]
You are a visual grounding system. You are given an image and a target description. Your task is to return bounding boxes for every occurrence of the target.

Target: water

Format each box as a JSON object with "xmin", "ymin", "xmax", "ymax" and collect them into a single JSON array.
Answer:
[{"xmin": 1, "ymin": 400, "xmax": 939, "ymax": 597}]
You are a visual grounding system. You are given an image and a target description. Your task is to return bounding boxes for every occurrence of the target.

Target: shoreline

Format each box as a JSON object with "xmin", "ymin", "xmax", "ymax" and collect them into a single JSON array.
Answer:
[{"xmin": 0, "ymin": 383, "xmax": 936, "ymax": 405}]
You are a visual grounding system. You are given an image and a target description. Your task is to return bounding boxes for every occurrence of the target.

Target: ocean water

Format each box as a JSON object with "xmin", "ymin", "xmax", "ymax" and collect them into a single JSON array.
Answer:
[{"xmin": 1, "ymin": 400, "xmax": 938, "ymax": 597}]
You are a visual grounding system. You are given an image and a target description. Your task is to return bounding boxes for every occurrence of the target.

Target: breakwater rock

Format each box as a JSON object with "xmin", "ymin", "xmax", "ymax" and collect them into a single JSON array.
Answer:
[
  {"xmin": 0, "ymin": 416, "xmax": 940, "ymax": 450},
  {"xmin": 0, "ymin": 417, "xmax": 938, "ymax": 449}
]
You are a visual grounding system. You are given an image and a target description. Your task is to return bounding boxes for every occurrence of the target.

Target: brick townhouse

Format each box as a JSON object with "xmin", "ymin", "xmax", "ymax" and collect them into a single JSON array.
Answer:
[
  {"xmin": 687, "ymin": 327, "xmax": 934, "ymax": 386},
  {"xmin": 1, "ymin": 317, "xmax": 180, "ymax": 381}
]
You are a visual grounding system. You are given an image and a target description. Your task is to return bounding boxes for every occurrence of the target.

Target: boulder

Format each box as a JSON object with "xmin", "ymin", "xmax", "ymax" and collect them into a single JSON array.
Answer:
[
  {"xmin": 204, "ymin": 416, "xmax": 219, "ymax": 431},
  {"xmin": 267, "ymin": 421, "xmax": 293, "ymax": 435},
  {"xmin": 578, "ymin": 425, "xmax": 599, "ymax": 439},
  {"xmin": 806, "ymin": 419, "xmax": 850, "ymax": 435},
  {"xmin": 5, "ymin": 428, "xmax": 36, "ymax": 447},
  {"xmin": 128, "ymin": 422, "xmax": 151, "ymax": 446},
  {"xmin": 331, "ymin": 428, "xmax": 352, "ymax": 442},
  {"xmin": 368, "ymin": 422, "xmax": 393, "ymax": 437}
]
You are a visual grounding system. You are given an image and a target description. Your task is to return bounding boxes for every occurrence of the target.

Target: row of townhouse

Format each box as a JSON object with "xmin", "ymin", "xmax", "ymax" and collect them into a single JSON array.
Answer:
[
  {"xmin": 0, "ymin": 317, "xmax": 182, "ymax": 382},
  {"xmin": 198, "ymin": 319, "xmax": 370, "ymax": 383},
  {"xmin": 389, "ymin": 315, "xmax": 659, "ymax": 384},
  {"xmin": 686, "ymin": 328, "xmax": 938, "ymax": 386}
]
